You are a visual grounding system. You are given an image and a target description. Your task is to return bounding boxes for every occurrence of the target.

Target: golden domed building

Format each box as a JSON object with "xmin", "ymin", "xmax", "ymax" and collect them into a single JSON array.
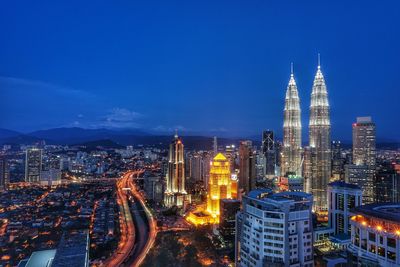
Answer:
[{"xmin": 186, "ymin": 153, "xmax": 237, "ymax": 225}]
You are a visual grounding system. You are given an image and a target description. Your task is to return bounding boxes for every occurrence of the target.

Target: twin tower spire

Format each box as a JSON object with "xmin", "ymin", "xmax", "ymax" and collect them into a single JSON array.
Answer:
[{"xmin": 282, "ymin": 56, "xmax": 331, "ymax": 211}]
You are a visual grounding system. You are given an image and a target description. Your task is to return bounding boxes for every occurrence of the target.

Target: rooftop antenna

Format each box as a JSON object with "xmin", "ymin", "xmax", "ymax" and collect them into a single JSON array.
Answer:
[
  {"xmin": 290, "ymin": 62, "xmax": 294, "ymax": 76},
  {"xmin": 318, "ymin": 53, "xmax": 321, "ymax": 69}
]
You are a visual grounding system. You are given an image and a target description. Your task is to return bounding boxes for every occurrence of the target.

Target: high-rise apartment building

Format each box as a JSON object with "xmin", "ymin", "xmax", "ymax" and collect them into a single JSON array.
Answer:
[
  {"xmin": 262, "ymin": 130, "xmax": 276, "ymax": 177},
  {"xmin": 25, "ymin": 148, "xmax": 42, "ymax": 183},
  {"xmin": 282, "ymin": 67, "xmax": 302, "ymax": 177},
  {"xmin": 239, "ymin": 141, "xmax": 256, "ymax": 195},
  {"xmin": 308, "ymin": 60, "xmax": 331, "ymax": 212},
  {"xmin": 331, "ymin": 141, "xmax": 345, "ymax": 181},
  {"xmin": 352, "ymin": 117, "xmax": 376, "ymax": 204},
  {"xmin": 164, "ymin": 133, "xmax": 189, "ymax": 207},
  {"xmin": 0, "ymin": 156, "xmax": 9, "ymax": 190},
  {"xmin": 236, "ymin": 189, "xmax": 314, "ymax": 267},
  {"xmin": 328, "ymin": 181, "xmax": 362, "ymax": 237},
  {"xmin": 375, "ymin": 161, "xmax": 400, "ymax": 203}
]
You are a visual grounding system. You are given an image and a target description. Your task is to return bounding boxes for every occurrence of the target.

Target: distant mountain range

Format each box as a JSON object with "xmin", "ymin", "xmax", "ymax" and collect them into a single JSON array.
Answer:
[
  {"xmin": 0, "ymin": 127, "xmax": 398, "ymax": 150},
  {"xmin": 0, "ymin": 127, "xmax": 247, "ymax": 150}
]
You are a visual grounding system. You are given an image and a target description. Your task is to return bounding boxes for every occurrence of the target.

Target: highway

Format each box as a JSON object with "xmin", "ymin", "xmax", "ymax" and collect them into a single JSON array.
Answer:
[{"xmin": 103, "ymin": 171, "xmax": 157, "ymax": 267}]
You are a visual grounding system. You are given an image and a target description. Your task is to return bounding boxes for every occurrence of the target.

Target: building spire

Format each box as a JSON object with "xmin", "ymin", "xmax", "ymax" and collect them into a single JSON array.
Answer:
[
  {"xmin": 318, "ymin": 53, "xmax": 321, "ymax": 69},
  {"xmin": 290, "ymin": 62, "xmax": 294, "ymax": 76},
  {"xmin": 174, "ymin": 129, "xmax": 178, "ymax": 139}
]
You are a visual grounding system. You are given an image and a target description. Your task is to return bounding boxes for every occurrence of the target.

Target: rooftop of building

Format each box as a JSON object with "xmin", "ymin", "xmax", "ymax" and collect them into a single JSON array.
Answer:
[
  {"xmin": 353, "ymin": 203, "xmax": 400, "ymax": 223},
  {"xmin": 247, "ymin": 189, "xmax": 312, "ymax": 203},
  {"xmin": 328, "ymin": 181, "xmax": 361, "ymax": 190},
  {"xmin": 51, "ymin": 230, "xmax": 89, "ymax": 267},
  {"xmin": 24, "ymin": 249, "xmax": 56, "ymax": 267}
]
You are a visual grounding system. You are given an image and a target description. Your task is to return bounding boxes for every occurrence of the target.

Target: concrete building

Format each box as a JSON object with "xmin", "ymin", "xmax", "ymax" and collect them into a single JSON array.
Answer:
[
  {"xmin": 328, "ymin": 181, "xmax": 362, "ymax": 237},
  {"xmin": 25, "ymin": 148, "xmax": 42, "ymax": 183},
  {"xmin": 262, "ymin": 130, "xmax": 276, "ymax": 177},
  {"xmin": 219, "ymin": 199, "xmax": 241, "ymax": 242},
  {"xmin": 348, "ymin": 203, "xmax": 400, "ymax": 266},
  {"xmin": 0, "ymin": 156, "xmax": 9, "ymax": 190},
  {"xmin": 236, "ymin": 189, "xmax": 314, "ymax": 267},
  {"xmin": 239, "ymin": 141, "xmax": 256, "ymax": 195},
  {"xmin": 352, "ymin": 117, "xmax": 376, "ymax": 204}
]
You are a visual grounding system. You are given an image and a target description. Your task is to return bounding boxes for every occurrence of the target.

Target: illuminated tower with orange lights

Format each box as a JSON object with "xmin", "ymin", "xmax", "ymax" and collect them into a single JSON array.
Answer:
[
  {"xmin": 186, "ymin": 153, "xmax": 235, "ymax": 225},
  {"xmin": 206, "ymin": 153, "xmax": 232, "ymax": 222}
]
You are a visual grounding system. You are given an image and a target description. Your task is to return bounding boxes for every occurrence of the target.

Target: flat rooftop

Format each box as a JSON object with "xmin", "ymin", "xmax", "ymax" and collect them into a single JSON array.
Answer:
[
  {"xmin": 51, "ymin": 231, "xmax": 89, "ymax": 267},
  {"xmin": 354, "ymin": 203, "xmax": 400, "ymax": 223}
]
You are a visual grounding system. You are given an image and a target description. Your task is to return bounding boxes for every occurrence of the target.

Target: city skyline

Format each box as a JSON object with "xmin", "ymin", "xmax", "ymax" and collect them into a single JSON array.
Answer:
[{"xmin": 1, "ymin": 1, "xmax": 400, "ymax": 141}]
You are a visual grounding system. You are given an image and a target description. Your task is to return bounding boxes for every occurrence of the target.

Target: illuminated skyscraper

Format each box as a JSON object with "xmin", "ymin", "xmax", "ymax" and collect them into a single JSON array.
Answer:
[
  {"xmin": 186, "ymin": 153, "xmax": 235, "ymax": 225},
  {"xmin": 309, "ymin": 58, "xmax": 331, "ymax": 212},
  {"xmin": 164, "ymin": 133, "xmax": 188, "ymax": 207},
  {"xmin": 262, "ymin": 130, "xmax": 276, "ymax": 177},
  {"xmin": 25, "ymin": 148, "xmax": 42, "ymax": 183},
  {"xmin": 352, "ymin": 116, "xmax": 376, "ymax": 203},
  {"xmin": 206, "ymin": 153, "xmax": 233, "ymax": 222},
  {"xmin": 239, "ymin": 141, "xmax": 256, "ymax": 195},
  {"xmin": 282, "ymin": 65, "xmax": 302, "ymax": 177}
]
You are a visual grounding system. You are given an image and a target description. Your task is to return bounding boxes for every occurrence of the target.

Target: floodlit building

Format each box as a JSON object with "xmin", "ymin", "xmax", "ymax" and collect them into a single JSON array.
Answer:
[
  {"xmin": 186, "ymin": 153, "xmax": 236, "ymax": 225},
  {"xmin": 348, "ymin": 203, "xmax": 400, "ymax": 266},
  {"xmin": 282, "ymin": 66, "xmax": 302, "ymax": 177},
  {"xmin": 164, "ymin": 133, "xmax": 189, "ymax": 207},
  {"xmin": 236, "ymin": 189, "xmax": 314, "ymax": 267},
  {"xmin": 308, "ymin": 59, "xmax": 331, "ymax": 213}
]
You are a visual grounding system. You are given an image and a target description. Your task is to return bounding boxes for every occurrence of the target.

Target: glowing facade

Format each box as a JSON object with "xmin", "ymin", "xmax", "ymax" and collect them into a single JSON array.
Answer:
[
  {"xmin": 164, "ymin": 133, "xmax": 188, "ymax": 207},
  {"xmin": 186, "ymin": 153, "xmax": 235, "ymax": 225},
  {"xmin": 308, "ymin": 60, "xmax": 331, "ymax": 212},
  {"xmin": 206, "ymin": 153, "xmax": 232, "ymax": 222},
  {"xmin": 282, "ymin": 66, "xmax": 302, "ymax": 177}
]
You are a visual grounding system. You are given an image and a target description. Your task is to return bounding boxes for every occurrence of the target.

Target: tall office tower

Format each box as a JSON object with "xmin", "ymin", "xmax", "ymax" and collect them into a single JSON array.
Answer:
[
  {"xmin": 375, "ymin": 161, "xmax": 400, "ymax": 203},
  {"xmin": 219, "ymin": 199, "xmax": 241, "ymax": 242},
  {"xmin": 164, "ymin": 133, "xmax": 188, "ymax": 207},
  {"xmin": 309, "ymin": 60, "xmax": 331, "ymax": 212},
  {"xmin": 206, "ymin": 153, "xmax": 233, "ymax": 222},
  {"xmin": 328, "ymin": 181, "xmax": 362, "ymax": 237},
  {"xmin": 236, "ymin": 189, "xmax": 314, "ymax": 267},
  {"xmin": 188, "ymin": 152, "xmax": 203, "ymax": 182},
  {"xmin": 0, "ymin": 156, "xmax": 9, "ymax": 190},
  {"xmin": 262, "ymin": 130, "xmax": 276, "ymax": 177},
  {"xmin": 352, "ymin": 117, "xmax": 376, "ymax": 203},
  {"xmin": 186, "ymin": 153, "xmax": 234, "ymax": 225},
  {"xmin": 238, "ymin": 141, "xmax": 256, "ymax": 195},
  {"xmin": 213, "ymin": 136, "xmax": 218, "ymax": 155},
  {"xmin": 282, "ymin": 67, "xmax": 302, "ymax": 177},
  {"xmin": 225, "ymin": 144, "xmax": 236, "ymax": 173},
  {"xmin": 25, "ymin": 148, "xmax": 42, "ymax": 183},
  {"xmin": 331, "ymin": 141, "xmax": 345, "ymax": 181}
]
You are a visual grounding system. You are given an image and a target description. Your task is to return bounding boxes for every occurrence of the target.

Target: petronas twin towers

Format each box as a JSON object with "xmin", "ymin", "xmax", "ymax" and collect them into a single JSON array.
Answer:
[{"xmin": 282, "ymin": 58, "xmax": 331, "ymax": 212}]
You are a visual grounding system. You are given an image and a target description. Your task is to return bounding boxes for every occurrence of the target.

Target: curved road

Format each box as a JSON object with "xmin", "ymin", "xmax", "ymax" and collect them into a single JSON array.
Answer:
[{"xmin": 103, "ymin": 171, "xmax": 157, "ymax": 267}]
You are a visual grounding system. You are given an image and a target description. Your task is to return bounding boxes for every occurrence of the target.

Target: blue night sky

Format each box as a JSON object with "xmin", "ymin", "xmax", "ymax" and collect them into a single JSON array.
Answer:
[{"xmin": 0, "ymin": 1, "xmax": 399, "ymax": 141}]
